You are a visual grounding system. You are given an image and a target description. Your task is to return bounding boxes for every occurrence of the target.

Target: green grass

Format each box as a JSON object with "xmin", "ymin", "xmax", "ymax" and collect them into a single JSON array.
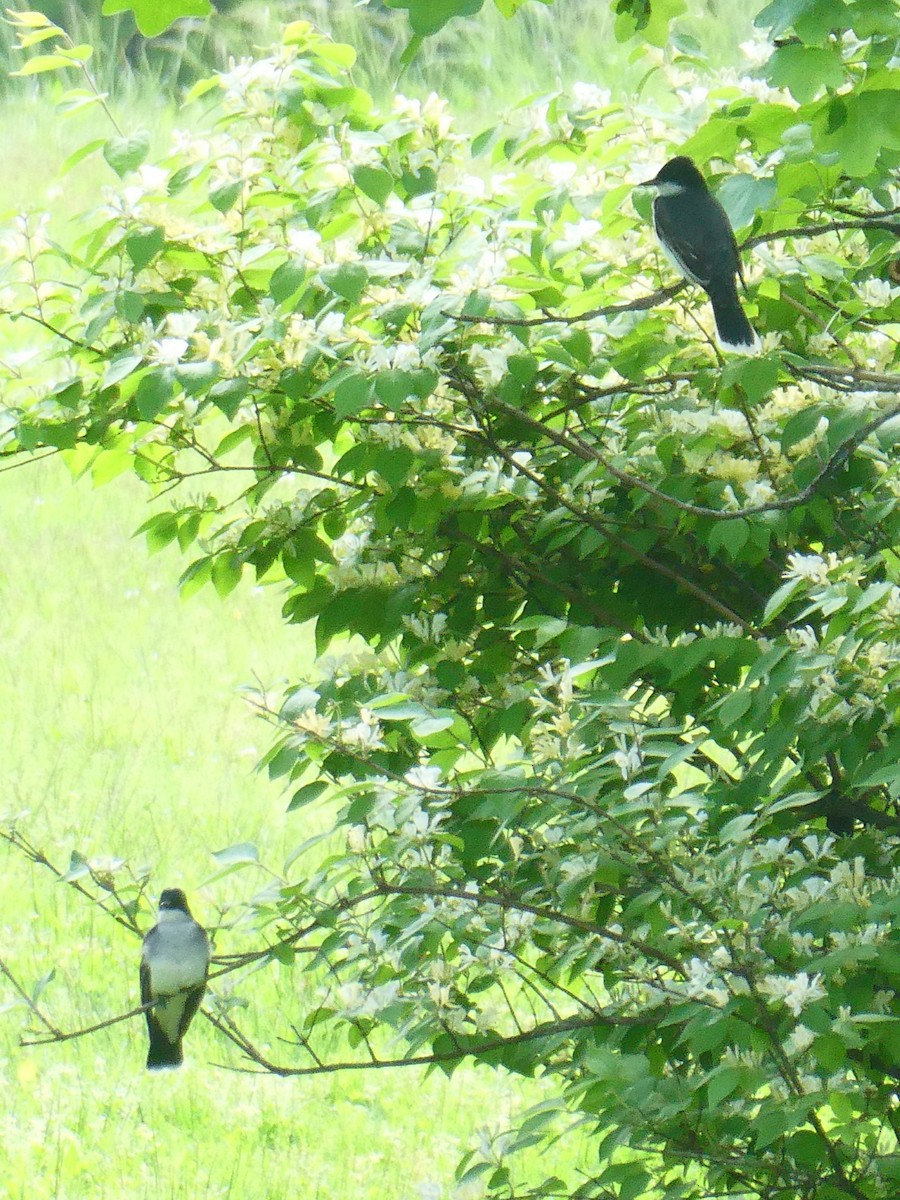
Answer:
[
  {"xmin": 0, "ymin": 457, "xmax": 585, "ymax": 1198},
  {"xmin": 0, "ymin": 0, "xmax": 766, "ymax": 115}
]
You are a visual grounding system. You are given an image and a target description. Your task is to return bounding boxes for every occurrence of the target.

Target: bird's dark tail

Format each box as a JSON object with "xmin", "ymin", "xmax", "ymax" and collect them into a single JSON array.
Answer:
[
  {"xmin": 707, "ymin": 281, "xmax": 759, "ymax": 354},
  {"xmin": 147, "ymin": 1032, "xmax": 183, "ymax": 1070}
]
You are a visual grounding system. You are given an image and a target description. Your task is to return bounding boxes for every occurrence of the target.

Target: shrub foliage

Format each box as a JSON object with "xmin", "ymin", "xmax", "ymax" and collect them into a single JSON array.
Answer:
[{"xmin": 3, "ymin": 4, "xmax": 900, "ymax": 1198}]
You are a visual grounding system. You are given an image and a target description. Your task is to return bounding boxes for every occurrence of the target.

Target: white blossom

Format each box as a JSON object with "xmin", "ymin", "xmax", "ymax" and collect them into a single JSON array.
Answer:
[
  {"xmin": 785, "ymin": 1024, "xmax": 815, "ymax": 1056},
  {"xmin": 150, "ymin": 336, "xmax": 188, "ymax": 366},
  {"xmin": 404, "ymin": 764, "xmax": 445, "ymax": 792},
  {"xmin": 760, "ymin": 971, "xmax": 827, "ymax": 1016}
]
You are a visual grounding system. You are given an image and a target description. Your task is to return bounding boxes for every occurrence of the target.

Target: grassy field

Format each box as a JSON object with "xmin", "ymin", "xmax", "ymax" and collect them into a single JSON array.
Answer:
[
  {"xmin": 0, "ymin": 0, "xmax": 766, "ymax": 116},
  {"xmin": 0, "ymin": 457, "xmax": 584, "ymax": 1198}
]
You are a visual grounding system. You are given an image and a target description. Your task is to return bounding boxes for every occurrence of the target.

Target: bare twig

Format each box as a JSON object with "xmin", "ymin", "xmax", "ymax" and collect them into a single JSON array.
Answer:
[{"xmin": 0, "ymin": 956, "xmax": 63, "ymax": 1038}]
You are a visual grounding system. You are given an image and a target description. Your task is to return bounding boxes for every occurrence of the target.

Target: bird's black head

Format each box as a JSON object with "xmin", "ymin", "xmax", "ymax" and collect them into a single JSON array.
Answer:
[
  {"xmin": 642, "ymin": 156, "xmax": 709, "ymax": 193},
  {"xmin": 159, "ymin": 888, "xmax": 190, "ymax": 913}
]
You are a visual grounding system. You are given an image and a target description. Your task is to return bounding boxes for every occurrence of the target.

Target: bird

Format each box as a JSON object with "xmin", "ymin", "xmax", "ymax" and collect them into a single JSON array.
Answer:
[
  {"xmin": 640, "ymin": 155, "xmax": 759, "ymax": 354},
  {"xmin": 140, "ymin": 887, "xmax": 210, "ymax": 1070}
]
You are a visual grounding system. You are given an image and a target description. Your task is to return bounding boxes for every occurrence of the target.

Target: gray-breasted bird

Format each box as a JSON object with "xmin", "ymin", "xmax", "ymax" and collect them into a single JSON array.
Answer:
[
  {"xmin": 640, "ymin": 155, "xmax": 759, "ymax": 354},
  {"xmin": 140, "ymin": 888, "xmax": 210, "ymax": 1070}
]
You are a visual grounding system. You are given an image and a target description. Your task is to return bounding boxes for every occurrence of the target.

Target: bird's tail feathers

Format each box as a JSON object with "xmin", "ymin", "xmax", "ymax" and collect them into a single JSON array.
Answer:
[
  {"xmin": 707, "ymin": 283, "xmax": 759, "ymax": 355},
  {"xmin": 147, "ymin": 1032, "xmax": 184, "ymax": 1070}
]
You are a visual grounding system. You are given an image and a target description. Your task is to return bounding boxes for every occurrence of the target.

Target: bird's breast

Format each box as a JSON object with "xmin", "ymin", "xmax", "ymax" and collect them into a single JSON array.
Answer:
[{"xmin": 145, "ymin": 924, "xmax": 209, "ymax": 994}]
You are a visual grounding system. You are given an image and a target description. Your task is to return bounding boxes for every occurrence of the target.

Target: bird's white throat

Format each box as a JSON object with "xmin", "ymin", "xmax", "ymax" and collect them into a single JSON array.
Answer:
[{"xmin": 650, "ymin": 181, "xmax": 688, "ymax": 197}]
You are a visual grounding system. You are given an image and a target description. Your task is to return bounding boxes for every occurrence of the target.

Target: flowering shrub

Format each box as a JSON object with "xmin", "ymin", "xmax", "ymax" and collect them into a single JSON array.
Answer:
[{"xmin": 3, "ymin": 6, "xmax": 900, "ymax": 1199}]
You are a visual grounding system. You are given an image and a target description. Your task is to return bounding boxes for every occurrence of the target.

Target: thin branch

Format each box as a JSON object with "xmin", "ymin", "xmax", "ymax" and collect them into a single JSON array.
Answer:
[
  {"xmin": 743, "ymin": 216, "xmax": 900, "ymax": 249},
  {"xmin": 0, "ymin": 826, "xmax": 143, "ymax": 935},
  {"xmin": 444, "ymin": 215, "xmax": 900, "ymax": 330},
  {"xmin": 0, "ymin": 956, "xmax": 63, "ymax": 1038},
  {"xmin": 372, "ymin": 878, "xmax": 687, "ymax": 975},
  {"xmin": 447, "ymin": 282, "xmax": 685, "ymax": 328},
  {"xmin": 21, "ymin": 997, "xmax": 158, "ymax": 1047},
  {"xmin": 780, "ymin": 291, "xmax": 860, "ymax": 369},
  {"xmin": 485, "ymin": 388, "xmax": 900, "ymax": 524},
  {"xmin": 208, "ymin": 1011, "xmax": 617, "ymax": 1077},
  {"xmin": 1, "ymin": 307, "xmax": 104, "ymax": 354}
]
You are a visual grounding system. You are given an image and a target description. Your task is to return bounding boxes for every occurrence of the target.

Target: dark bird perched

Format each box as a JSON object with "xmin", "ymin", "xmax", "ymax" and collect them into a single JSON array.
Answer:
[
  {"xmin": 640, "ymin": 156, "xmax": 759, "ymax": 354},
  {"xmin": 140, "ymin": 888, "xmax": 210, "ymax": 1070}
]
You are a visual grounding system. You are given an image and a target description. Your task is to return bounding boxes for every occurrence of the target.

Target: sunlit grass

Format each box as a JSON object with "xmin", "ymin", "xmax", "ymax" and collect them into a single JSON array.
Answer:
[
  {"xmin": 0, "ymin": 0, "xmax": 767, "ymax": 120},
  {"xmin": 0, "ymin": 456, "xmax": 588, "ymax": 1197}
]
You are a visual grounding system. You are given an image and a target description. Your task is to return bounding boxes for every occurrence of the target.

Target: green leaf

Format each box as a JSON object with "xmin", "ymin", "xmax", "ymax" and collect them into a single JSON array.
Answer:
[
  {"xmin": 753, "ymin": 1104, "xmax": 802, "ymax": 1149},
  {"xmin": 334, "ymin": 373, "xmax": 373, "ymax": 419},
  {"xmin": 102, "ymin": 131, "xmax": 151, "ymax": 178},
  {"xmin": 321, "ymin": 263, "xmax": 368, "ymax": 303},
  {"xmin": 716, "ymin": 688, "xmax": 752, "ymax": 729},
  {"xmin": 374, "ymin": 444, "xmax": 414, "ymax": 486},
  {"xmin": 787, "ymin": 1130, "xmax": 828, "ymax": 1168},
  {"xmin": 265, "ymin": 742, "xmax": 299, "ymax": 780},
  {"xmin": 756, "ymin": 0, "xmax": 826, "ymax": 39},
  {"xmin": 812, "ymin": 1034, "xmax": 846, "ymax": 1071},
  {"xmin": 371, "ymin": 700, "xmax": 428, "ymax": 720},
  {"xmin": 781, "ymin": 406, "xmax": 822, "ymax": 451},
  {"xmin": 850, "ymin": 0, "xmax": 900, "ymax": 38},
  {"xmin": 306, "ymin": 38, "xmax": 357, "ymax": 69},
  {"xmin": 471, "ymin": 126, "xmax": 497, "ymax": 157},
  {"xmin": 210, "ymin": 180, "xmax": 243, "ymax": 213},
  {"xmin": 723, "ymin": 356, "xmax": 780, "ymax": 405},
  {"xmin": 353, "ymin": 165, "xmax": 393, "ymax": 205},
  {"xmin": 851, "ymin": 581, "xmax": 894, "ymax": 614},
  {"xmin": 707, "ymin": 518, "xmax": 749, "ymax": 560},
  {"xmin": 135, "ymin": 369, "xmax": 174, "ymax": 420},
  {"xmin": 138, "ymin": 512, "xmax": 179, "ymax": 554},
  {"xmin": 287, "ymin": 780, "xmax": 329, "ymax": 811},
  {"xmin": 179, "ymin": 556, "xmax": 213, "ymax": 600},
  {"xmin": 12, "ymin": 53, "xmax": 76, "ymax": 76},
  {"xmin": 101, "ymin": 0, "xmax": 213, "ymax": 38},
  {"xmin": 766, "ymin": 44, "xmax": 846, "ymax": 103},
  {"xmin": 270, "ymin": 262, "xmax": 306, "ymax": 305},
  {"xmin": 211, "ymin": 552, "xmax": 243, "ymax": 598},
  {"xmin": 764, "ymin": 790, "xmax": 821, "ymax": 815},
  {"xmin": 60, "ymin": 850, "xmax": 91, "ymax": 883},
  {"xmin": 115, "ymin": 291, "xmax": 145, "ymax": 323},
  {"xmin": 614, "ymin": 0, "xmax": 687, "ymax": 46},
  {"xmin": 763, "ymin": 577, "xmax": 802, "ymax": 624},
  {"xmin": 177, "ymin": 361, "xmax": 219, "ymax": 397},
  {"xmin": 813, "ymin": 90, "xmax": 900, "ymax": 177},
  {"xmin": 374, "ymin": 369, "xmax": 435, "ymax": 411},
  {"xmin": 126, "ymin": 228, "xmax": 165, "ymax": 271},
  {"xmin": 210, "ymin": 377, "xmax": 250, "ymax": 419},
  {"xmin": 385, "ymin": 0, "xmax": 485, "ymax": 37},
  {"xmin": 102, "ymin": 354, "xmax": 144, "ymax": 389},
  {"xmin": 717, "ymin": 174, "xmax": 777, "ymax": 231},
  {"xmin": 211, "ymin": 841, "xmax": 259, "ymax": 865},
  {"xmin": 59, "ymin": 138, "xmax": 106, "ymax": 176}
]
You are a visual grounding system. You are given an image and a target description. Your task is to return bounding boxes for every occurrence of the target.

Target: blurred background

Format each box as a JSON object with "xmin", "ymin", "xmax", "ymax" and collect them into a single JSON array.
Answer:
[{"xmin": 0, "ymin": 0, "xmax": 765, "ymax": 109}]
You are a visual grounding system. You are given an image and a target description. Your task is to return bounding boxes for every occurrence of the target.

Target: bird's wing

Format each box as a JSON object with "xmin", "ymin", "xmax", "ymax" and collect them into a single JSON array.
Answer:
[
  {"xmin": 140, "ymin": 957, "xmax": 152, "ymax": 1005},
  {"xmin": 653, "ymin": 200, "xmax": 711, "ymax": 286},
  {"xmin": 653, "ymin": 195, "xmax": 741, "ymax": 290},
  {"xmin": 140, "ymin": 954, "xmax": 158, "ymax": 1039},
  {"xmin": 175, "ymin": 983, "xmax": 206, "ymax": 1041}
]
